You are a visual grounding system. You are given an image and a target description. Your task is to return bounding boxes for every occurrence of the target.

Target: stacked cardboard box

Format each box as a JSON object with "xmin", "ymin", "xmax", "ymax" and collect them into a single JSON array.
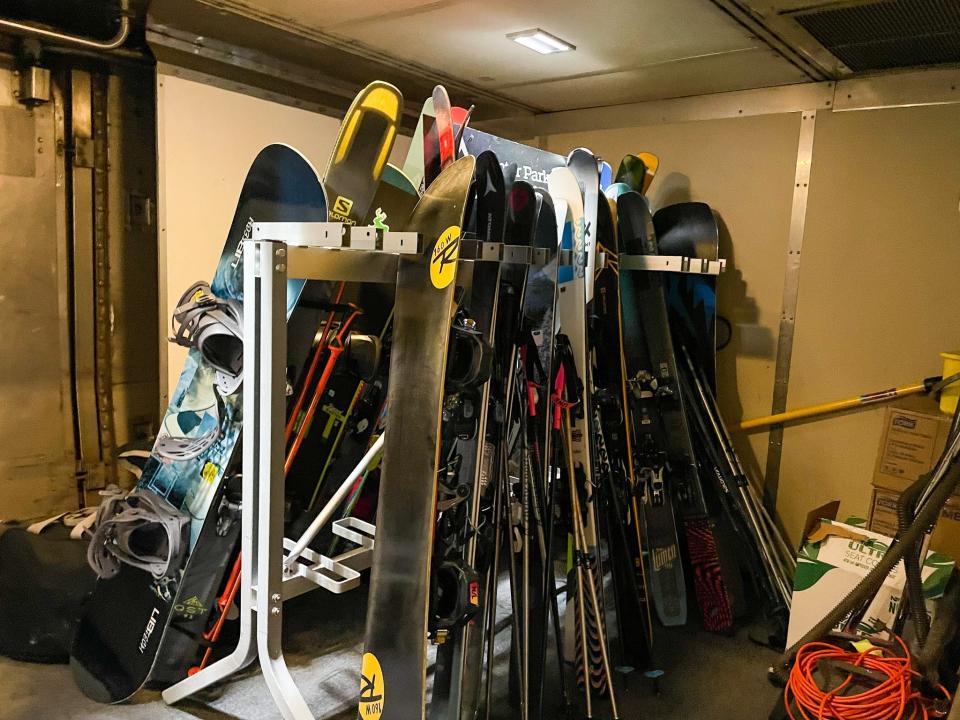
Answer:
[{"xmin": 869, "ymin": 395, "xmax": 960, "ymax": 559}]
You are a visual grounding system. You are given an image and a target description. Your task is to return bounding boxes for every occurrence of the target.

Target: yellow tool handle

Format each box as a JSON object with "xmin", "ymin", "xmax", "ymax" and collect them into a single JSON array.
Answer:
[{"xmin": 736, "ymin": 382, "xmax": 929, "ymax": 432}]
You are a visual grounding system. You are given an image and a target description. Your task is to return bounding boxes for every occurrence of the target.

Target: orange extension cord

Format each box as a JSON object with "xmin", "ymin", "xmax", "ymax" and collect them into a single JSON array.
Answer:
[{"xmin": 784, "ymin": 636, "xmax": 950, "ymax": 720}]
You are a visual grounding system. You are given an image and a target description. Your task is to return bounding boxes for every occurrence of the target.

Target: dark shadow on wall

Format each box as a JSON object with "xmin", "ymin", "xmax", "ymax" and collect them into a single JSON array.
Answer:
[
  {"xmin": 713, "ymin": 211, "xmax": 771, "ymax": 495},
  {"xmin": 649, "ymin": 171, "xmax": 774, "ymax": 502}
]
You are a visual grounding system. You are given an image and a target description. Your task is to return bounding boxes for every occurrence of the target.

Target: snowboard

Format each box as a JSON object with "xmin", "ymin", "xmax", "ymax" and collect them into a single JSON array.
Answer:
[
  {"xmin": 71, "ymin": 144, "xmax": 329, "ymax": 702},
  {"xmin": 654, "ymin": 202, "xmax": 738, "ymax": 632},
  {"xmin": 654, "ymin": 202, "xmax": 720, "ymax": 390},
  {"xmin": 653, "ymin": 202, "xmax": 736, "ymax": 632},
  {"xmin": 358, "ymin": 155, "xmax": 476, "ymax": 720}
]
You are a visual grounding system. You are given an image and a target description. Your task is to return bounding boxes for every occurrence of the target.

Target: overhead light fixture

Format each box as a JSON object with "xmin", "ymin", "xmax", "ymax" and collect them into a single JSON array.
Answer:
[{"xmin": 507, "ymin": 29, "xmax": 575, "ymax": 55}]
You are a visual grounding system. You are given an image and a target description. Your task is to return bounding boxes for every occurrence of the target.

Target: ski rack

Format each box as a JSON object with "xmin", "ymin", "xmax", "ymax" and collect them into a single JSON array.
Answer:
[
  {"xmin": 162, "ymin": 222, "xmax": 420, "ymax": 720},
  {"xmin": 163, "ymin": 221, "xmax": 557, "ymax": 719},
  {"xmin": 619, "ymin": 254, "xmax": 726, "ymax": 275}
]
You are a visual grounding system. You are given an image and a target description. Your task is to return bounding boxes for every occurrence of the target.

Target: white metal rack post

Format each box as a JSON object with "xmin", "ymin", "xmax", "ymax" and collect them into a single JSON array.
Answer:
[{"xmin": 163, "ymin": 222, "xmax": 420, "ymax": 720}]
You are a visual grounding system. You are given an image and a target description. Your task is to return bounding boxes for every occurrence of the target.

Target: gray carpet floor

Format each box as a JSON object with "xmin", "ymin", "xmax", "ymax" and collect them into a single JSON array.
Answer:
[
  {"xmin": 0, "ymin": 568, "xmax": 778, "ymax": 720},
  {"xmin": 2, "ymin": 578, "xmax": 781, "ymax": 720}
]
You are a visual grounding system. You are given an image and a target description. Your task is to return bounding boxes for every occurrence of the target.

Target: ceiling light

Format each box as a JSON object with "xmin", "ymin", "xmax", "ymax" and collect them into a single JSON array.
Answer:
[{"xmin": 507, "ymin": 29, "xmax": 575, "ymax": 55}]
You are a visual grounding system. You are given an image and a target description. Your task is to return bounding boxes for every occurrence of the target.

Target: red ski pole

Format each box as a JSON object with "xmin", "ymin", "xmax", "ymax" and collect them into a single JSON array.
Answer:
[{"xmin": 285, "ymin": 306, "xmax": 363, "ymax": 474}]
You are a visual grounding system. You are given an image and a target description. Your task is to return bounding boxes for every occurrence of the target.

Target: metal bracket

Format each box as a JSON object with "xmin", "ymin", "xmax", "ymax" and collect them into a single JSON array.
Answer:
[
  {"xmin": 764, "ymin": 109, "xmax": 818, "ymax": 511},
  {"xmin": 558, "ymin": 248, "xmax": 578, "ymax": 266},
  {"xmin": 279, "ymin": 518, "xmax": 376, "ymax": 599},
  {"xmin": 619, "ymin": 254, "xmax": 727, "ymax": 275},
  {"xmin": 253, "ymin": 221, "xmax": 422, "ymax": 254},
  {"xmin": 458, "ymin": 239, "xmax": 548, "ymax": 266}
]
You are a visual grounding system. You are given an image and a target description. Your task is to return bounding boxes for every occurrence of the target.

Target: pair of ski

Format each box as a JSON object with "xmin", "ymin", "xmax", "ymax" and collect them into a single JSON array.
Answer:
[
  {"xmin": 71, "ymin": 80, "xmax": 418, "ymax": 702},
  {"xmin": 608, "ymin": 171, "xmax": 740, "ymax": 640}
]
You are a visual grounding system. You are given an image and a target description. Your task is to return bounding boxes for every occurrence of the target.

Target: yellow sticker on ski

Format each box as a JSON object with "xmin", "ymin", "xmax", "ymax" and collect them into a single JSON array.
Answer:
[{"xmin": 430, "ymin": 225, "xmax": 461, "ymax": 289}]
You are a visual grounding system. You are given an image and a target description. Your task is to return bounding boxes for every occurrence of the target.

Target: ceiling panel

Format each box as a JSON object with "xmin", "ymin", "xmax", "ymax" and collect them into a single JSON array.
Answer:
[
  {"xmin": 207, "ymin": 0, "xmax": 803, "ymax": 111},
  {"xmin": 500, "ymin": 47, "xmax": 810, "ymax": 111},
  {"xmin": 207, "ymin": 0, "xmax": 445, "ymax": 31}
]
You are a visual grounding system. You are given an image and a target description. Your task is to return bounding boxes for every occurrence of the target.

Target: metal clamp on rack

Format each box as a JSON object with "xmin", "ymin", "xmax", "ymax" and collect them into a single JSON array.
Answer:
[
  {"xmin": 557, "ymin": 248, "xmax": 579, "ymax": 266},
  {"xmin": 619, "ymin": 254, "xmax": 726, "ymax": 275},
  {"xmin": 458, "ymin": 238, "xmax": 548, "ymax": 266},
  {"xmin": 252, "ymin": 221, "xmax": 422, "ymax": 254}
]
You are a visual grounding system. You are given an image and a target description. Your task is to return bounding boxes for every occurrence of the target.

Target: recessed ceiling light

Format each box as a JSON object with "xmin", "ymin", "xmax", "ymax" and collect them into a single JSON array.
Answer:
[{"xmin": 507, "ymin": 29, "xmax": 575, "ymax": 55}]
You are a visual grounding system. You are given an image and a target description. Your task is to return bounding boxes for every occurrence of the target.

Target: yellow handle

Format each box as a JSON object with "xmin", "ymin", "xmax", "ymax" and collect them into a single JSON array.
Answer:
[{"xmin": 736, "ymin": 382, "xmax": 927, "ymax": 432}]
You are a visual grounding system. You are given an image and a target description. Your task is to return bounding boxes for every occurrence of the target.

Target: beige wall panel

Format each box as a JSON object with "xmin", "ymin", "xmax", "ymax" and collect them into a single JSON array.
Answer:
[
  {"xmin": 157, "ymin": 74, "xmax": 411, "ymax": 401},
  {"xmin": 543, "ymin": 114, "xmax": 801, "ymax": 484},
  {"xmin": 776, "ymin": 105, "xmax": 960, "ymax": 544}
]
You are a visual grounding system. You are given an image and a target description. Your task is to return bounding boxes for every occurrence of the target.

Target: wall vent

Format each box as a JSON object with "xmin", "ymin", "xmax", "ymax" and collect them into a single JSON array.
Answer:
[{"xmin": 791, "ymin": 0, "xmax": 960, "ymax": 72}]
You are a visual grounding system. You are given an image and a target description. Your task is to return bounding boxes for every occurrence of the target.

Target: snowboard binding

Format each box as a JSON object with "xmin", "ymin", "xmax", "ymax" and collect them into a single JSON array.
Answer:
[
  {"xmin": 87, "ymin": 490, "xmax": 190, "ymax": 581},
  {"xmin": 169, "ymin": 281, "xmax": 244, "ymax": 396}
]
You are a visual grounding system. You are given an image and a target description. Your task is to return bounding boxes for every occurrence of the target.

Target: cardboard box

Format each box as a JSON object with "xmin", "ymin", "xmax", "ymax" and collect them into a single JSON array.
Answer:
[
  {"xmin": 872, "ymin": 395, "xmax": 953, "ymax": 489},
  {"xmin": 869, "ymin": 485, "xmax": 960, "ymax": 561},
  {"xmin": 869, "ymin": 395, "xmax": 960, "ymax": 558},
  {"xmin": 787, "ymin": 519, "xmax": 954, "ymax": 647}
]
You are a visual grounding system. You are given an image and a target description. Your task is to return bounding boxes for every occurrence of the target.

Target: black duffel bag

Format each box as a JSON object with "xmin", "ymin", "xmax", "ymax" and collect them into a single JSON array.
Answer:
[{"xmin": 0, "ymin": 518, "xmax": 97, "ymax": 663}]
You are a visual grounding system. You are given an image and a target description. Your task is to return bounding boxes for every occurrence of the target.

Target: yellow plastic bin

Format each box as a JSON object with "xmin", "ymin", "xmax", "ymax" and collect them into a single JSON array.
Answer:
[{"xmin": 940, "ymin": 351, "xmax": 960, "ymax": 414}]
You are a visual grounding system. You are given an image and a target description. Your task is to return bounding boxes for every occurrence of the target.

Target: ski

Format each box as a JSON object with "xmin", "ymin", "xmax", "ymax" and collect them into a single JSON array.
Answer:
[
  {"xmin": 615, "ymin": 190, "xmax": 689, "ymax": 628},
  {"xmin": 358, "ymin": 155, "xmax": 475, "ymax": 720},
  {"xmin": 591, "ymin": 188, "xmax": 654, "ymax": 670},
  {"xmin": 430, "ymin": 149, "xmax": 506, "ymax": 720}
]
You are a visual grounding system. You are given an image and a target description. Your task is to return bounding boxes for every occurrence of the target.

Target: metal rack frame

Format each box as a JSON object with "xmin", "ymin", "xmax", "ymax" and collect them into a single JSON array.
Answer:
[{"xmin": 162, "ymin": 223, "xmax": 420, "ymax": 719}]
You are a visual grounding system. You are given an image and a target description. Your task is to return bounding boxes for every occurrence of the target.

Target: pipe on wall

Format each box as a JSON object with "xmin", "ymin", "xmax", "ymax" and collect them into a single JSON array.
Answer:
[{"xmin": 0, "ymin": 0, "xmax": 130, "ymax": 51}]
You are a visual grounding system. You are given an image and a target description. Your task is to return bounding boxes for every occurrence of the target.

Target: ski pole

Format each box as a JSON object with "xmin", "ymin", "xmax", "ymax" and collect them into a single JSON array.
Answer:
[
  {"xmin": 188, "ymin": 552, "xmax": 243, "ymax": 675},
  {"xmin": 283, "ymin": 432, "xmax": 384, "ymax": 569},
  {"xmin": 284, "ymin": 283, "xmax": 346, "ymax": 441},
  {"xmin": 684, "ymin": 348, "xmax": 798, "ymax": 575},
  {"xmin": 308, "ymin": 308, "xmax": 394, "ymax": 511},
  {"xmin": 679, "ymin": 348, "xmax": 793, "ymax": 606},
  {"xmin": 564, "ymin": 409, "xmax": 620, "ymax": 719},
  {"xmin": 284, "ymin": 305, "xmax": 362, "ymax": 473},
  {"xmin": 735, "ymin": 375, "xmax": 950, "ymax": 431},
  {"xmin": 537, "ymin": 366, "xmax": 573, "ymax": 720}
]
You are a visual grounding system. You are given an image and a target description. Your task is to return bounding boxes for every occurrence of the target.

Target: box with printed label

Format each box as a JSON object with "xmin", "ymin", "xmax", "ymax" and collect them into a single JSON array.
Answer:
[
  {"xmin": 872, "ymin": 396, "xmax": 952, "ymax": 489},
  {"xmin": 786, "ymin": 518, "xmax": 954, "ymax": 648}
]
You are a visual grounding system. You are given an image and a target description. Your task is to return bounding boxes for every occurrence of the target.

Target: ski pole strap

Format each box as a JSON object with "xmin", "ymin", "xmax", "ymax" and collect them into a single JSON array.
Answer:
[
  {"xmin": 554, "ymin": 334, "xmax": 583, "ymax": 407},
  {"xmin": 87, "ymin": 490, "xmax": 190, "ymax": 580},
  {"xmin": 551, "ymin": 363, "xmax": 576, "ymax": 431},
  {"xmin": 170, "ymin": 281, "xmax": 244, "ymax": 396}
]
